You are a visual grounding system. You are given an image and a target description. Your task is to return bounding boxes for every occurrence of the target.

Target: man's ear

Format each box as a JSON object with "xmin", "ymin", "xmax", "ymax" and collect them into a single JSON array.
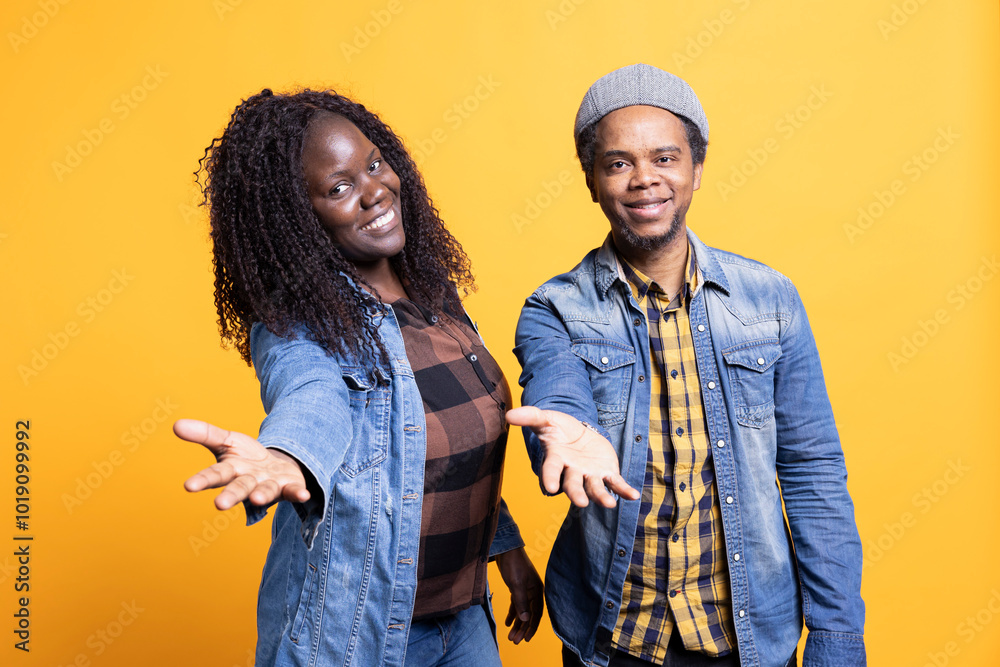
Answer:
[
  {"xmin": 586, "ymin": 173, "xmax": 597, "ymax": 202},
  {"xmin": 693, "ymin": 162, "xmax": 704, "ymax": 191}
]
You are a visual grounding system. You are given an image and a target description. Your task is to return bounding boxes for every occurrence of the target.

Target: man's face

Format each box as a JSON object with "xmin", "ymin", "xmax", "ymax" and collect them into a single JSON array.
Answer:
[{"xmin": 588, "ymin": 105, "xmax": 703, "ymax": 253}]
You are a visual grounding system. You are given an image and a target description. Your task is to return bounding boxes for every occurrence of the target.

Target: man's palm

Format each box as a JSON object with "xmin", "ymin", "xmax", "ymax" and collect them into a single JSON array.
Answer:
[{"xmin": 506, "ymin": 406, "xmax": 639, "ymax": 508}]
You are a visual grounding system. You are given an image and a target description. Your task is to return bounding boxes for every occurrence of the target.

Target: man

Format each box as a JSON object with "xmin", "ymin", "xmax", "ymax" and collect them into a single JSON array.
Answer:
[{"xmin": 506, "ymin": 64, "xmax": 865, "ymax": 667}]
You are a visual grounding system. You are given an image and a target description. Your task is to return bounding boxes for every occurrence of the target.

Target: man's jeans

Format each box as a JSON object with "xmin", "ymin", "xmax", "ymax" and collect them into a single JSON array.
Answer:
[
  {"xmin": 561, "ymin": 629, "xmax": 796, "ymax": 666},
  {"xmin": 404, "ymin": 604, "xmax": 501, "ymax": 667}
]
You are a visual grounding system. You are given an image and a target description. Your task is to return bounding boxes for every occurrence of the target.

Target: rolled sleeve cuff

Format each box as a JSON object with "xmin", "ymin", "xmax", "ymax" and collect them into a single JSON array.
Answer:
[
  {"xmin": 803, "ymin": 631, "xmax": 867, "ymax": 666},
  {"xmin": 242, "ymin": 437, "xmax": 332, "ymax": 549}
]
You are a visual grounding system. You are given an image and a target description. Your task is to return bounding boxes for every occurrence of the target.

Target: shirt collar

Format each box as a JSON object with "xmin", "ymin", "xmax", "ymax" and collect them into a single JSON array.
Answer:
[
  {"xmin": 617, "ymin": 243, "xmax": 699, "ymax": 308},
  {"xmin": 594, "ymin": 227, "xmax": 731, "ymax": 298}
]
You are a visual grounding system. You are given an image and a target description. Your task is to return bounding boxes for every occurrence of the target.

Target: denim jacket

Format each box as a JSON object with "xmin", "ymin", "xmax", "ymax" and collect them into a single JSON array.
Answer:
[
  {"xmin": 514, "ymin": 230, "xmax": 865, "ymax": 667},
  {"xmin": 243, "ymin": 303, "xmax": 523, "ymax": 667}
]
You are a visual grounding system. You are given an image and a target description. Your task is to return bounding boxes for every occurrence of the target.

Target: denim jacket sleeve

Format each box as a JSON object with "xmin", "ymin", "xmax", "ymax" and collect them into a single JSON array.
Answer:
[
  {"xmin": 488, "ymin": 497, "xmax": 525, "ymax": 559},
  {"xmin": 513, "ymin": 287, "xmax": 613, "ymax": 481},
  {"xmin": 243, "ymin": 323, "xmax": 354, "ymax": 544},
  {"xmin": 774, "ymin": 284, "xmax": 866, "ymax": 665}
]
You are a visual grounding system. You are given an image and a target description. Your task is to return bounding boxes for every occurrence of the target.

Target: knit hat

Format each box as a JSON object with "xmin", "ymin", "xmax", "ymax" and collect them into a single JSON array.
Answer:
[{"xmin": 574, "ymin": 64, "xmax": 708, "ymax": 142}]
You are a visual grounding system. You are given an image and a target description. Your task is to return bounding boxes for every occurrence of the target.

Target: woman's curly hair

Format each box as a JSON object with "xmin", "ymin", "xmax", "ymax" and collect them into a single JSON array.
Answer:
[{"xmin": 197, "ymin": 88, "xmax": 475, "ymax": 367}]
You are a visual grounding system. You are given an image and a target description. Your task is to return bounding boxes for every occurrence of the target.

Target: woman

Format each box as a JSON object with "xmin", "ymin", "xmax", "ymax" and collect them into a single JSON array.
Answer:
[{"xmin": 175, "ymin": 89, "xmax": 543, "ymax": 666}]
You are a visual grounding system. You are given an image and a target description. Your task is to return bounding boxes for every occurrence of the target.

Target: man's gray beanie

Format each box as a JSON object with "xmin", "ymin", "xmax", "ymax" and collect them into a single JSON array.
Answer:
[{"xmin": 574, "ymin": 64, "xmax": 709, "ymax": 143}]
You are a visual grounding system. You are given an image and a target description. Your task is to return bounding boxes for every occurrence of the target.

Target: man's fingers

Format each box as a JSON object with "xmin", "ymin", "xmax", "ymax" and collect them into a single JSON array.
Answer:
[
  {"xmin": 540, "ymin": 452, "xmax": 566, "ymax": 495},
  {"xmin": 605, "ymin": 473, "xmax": 640, "ymax": 501},
  {"xmin": 561, "ymin": 469, "xmax": 590, "ymax": 508},
  {"xmin": 584, "ymin": 474, "xmax": 617, "ymax": 508},
  {"xmin": 505, "ymin": 406, "xmax": 550, "ymax": 430},
  {"xmin": 505, "ymin": 601, "xmax": 516, "ymax": 627}
]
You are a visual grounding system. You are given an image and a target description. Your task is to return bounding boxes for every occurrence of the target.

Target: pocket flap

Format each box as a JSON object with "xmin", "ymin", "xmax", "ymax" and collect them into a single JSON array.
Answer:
[
  {"xmin": 723, "ymin": 340, "xmax": 781, "ymax": 372},
  {"xmin": 571, "ymin": 340, "xmax": 636, "ymax": 372},
  {"xmin": 341, "ymin": 366, "xmax": 376, "ymax": 391}
]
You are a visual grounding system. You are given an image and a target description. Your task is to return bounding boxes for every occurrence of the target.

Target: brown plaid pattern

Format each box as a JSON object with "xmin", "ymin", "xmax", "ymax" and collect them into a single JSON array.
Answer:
[
  {"xmin": 390, "ymin": 297, "xmax": 511, "ymax": 620},
  {"xmin": 612, "ymin": 248, "xmax": 736, "ymax": 661}
]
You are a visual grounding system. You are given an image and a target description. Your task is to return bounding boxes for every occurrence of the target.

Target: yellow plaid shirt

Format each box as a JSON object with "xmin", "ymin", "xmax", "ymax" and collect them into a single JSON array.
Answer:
[{"xmin": 612, "ymin": 246, "xmax": 737, "ymax": 661}]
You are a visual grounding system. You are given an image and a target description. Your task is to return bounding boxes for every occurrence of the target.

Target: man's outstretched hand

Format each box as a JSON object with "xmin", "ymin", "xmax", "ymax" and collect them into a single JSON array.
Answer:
[
  {"xmin": 505, "ymin": 406, "xmax": 639, "ymax": 508},
  {"xmin": 174, "ymin": 419, "xmax": 309, "ymax": 510}
]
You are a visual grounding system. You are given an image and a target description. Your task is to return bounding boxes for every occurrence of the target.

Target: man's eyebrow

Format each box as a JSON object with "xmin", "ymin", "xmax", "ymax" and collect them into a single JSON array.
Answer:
[{"xmin": 601, "ymin": 145, "xmax": 684, "ymax": 158}]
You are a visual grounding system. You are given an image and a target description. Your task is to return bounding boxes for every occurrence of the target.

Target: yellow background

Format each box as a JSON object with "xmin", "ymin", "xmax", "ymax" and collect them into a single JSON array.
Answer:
[{"xmin": 2, "ymin": 0, "xmax": 998, "ymax": 665}]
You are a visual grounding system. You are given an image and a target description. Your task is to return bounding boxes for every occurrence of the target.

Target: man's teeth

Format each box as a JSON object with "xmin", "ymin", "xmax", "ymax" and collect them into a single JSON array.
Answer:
[
  {"xmin": 363, "ymin": 208, "xmax": 395, "ymax": 230},
  {"xmin": 631, "ymin": 202, "xmax": 662, "ymax": 209}
]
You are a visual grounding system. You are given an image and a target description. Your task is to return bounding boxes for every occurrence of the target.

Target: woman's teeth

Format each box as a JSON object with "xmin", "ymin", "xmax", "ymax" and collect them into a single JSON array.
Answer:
[{"xmin": 362, "ymin": 208, "xmax": 395, "ymax": 231}]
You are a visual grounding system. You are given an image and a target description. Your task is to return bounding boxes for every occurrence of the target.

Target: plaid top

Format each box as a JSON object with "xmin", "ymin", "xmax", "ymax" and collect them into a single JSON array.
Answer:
[
  {"xmin": 612, "ymin": 247, "xmax": 736, "ymax": 661},
  {"xmin": 390, "ymin": 296, "xmax": 511, "ymax": 621}
]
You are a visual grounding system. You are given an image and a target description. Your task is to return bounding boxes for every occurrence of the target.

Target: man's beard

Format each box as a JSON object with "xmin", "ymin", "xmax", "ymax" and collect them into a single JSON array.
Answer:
[{"xmin": 613, "ymin": 210, "xmax": 684, "ymax": 252}]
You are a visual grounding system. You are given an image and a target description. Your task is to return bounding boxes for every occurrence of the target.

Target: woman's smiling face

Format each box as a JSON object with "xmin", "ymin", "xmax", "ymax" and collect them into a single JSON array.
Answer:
[{"xmin": 301, "ymin": 112, "xmax": 405, "ymax": 266}]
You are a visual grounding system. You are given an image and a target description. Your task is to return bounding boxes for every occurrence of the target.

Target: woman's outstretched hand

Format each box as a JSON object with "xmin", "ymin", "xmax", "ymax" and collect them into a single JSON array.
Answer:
[
  {"xmin": 494, "ymin": 547, "xmax": 544, "ymax": 644},
  {"xmin": 174, "ymin": 418, "xmax": 309, "ymax": 510}
]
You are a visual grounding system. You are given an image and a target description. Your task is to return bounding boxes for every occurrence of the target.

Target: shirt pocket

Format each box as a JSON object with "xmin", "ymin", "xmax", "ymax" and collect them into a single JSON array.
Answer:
[
  {"xmin": 722, "ymin": 339, "xmax": 781, "ymax": 428},
  {"xmin": 571, "ymin": 339, "xmax": 636, "ymax": 427},
  {"xmin": 340, "ymin": 367, "xmax": 390, "ymax": 477}
]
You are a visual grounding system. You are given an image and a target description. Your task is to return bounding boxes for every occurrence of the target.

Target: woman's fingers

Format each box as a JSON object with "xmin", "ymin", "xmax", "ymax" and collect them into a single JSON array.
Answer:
[{"xmin": 184, "ymin": 460, "xmax": 237, "ymax": 493}]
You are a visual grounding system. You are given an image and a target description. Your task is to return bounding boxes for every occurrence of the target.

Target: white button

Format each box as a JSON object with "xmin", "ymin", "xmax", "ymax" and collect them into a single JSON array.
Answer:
[
  {"xmin": 726, "ymin": 496, "xmax": 733, "ymax": 504},
  {"xmin": 470, "ymin": 354, "xmax": 478, "ymax": 362},
  {"xmin": 717, "ymin": 439, "xmax": 725, "ymax": 448},
  {"xmin": 697, "ymin": 325, "xmax": 705, "ymax": 332},
  {"xmin": 601, "ymin": 356, "xmax": 609, "ymax": 365},
  {"xmin": 708, "ymin": 381, "xmax": 716, "ymax": 389},
  {"xmin": 756, "ymin": 357, "xmax": 765, "ymax": 365},
  {"xmin": 734, "ymin": 553, "xmax": 740, "ymax": 561},
  {"xmin": 739, "ymin": 610, "xmax": 746, "ymax": 618}
]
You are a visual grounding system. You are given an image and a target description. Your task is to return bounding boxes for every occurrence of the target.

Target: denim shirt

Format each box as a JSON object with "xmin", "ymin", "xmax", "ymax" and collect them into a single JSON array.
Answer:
[
  {"xmin": 514, "ymin": 230, "xmax": 865, "ymax": 667},
  {"xmin": 243, "ymin": 303, "xmax": 523, "ymax": 667}
]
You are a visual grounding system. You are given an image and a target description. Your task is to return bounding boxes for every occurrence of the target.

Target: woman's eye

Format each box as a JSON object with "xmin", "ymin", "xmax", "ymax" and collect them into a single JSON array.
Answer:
[
  {"xmin": 369, "ymin": 159, "xmax": 382, "ymax": 172},
  {"xmin": 330, "ymin": 184, "xmax": 348, "ymax": 196}
]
